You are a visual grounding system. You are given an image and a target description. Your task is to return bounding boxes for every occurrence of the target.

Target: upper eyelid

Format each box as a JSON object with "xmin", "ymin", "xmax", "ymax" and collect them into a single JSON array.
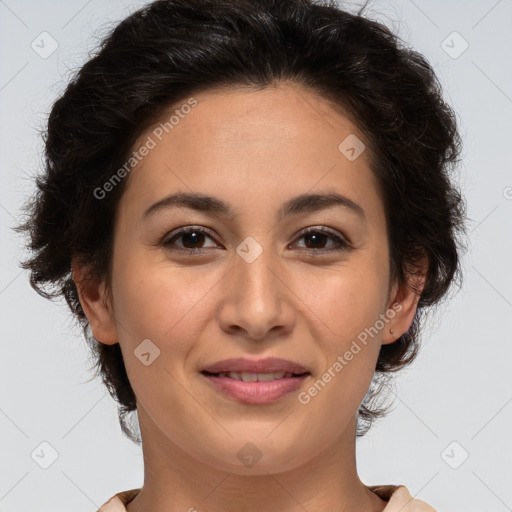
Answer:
[
  {"xmin": 164, "ymin": 225, "xmax": 349, "ymax": 247},
  {"xmin": 165, "ymin": 225, "xmax": 216, "ymax": 241}
]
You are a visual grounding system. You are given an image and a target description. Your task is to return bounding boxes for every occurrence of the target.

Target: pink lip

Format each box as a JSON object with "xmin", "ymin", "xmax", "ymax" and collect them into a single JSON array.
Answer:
[
  {"xmin": 202, "ymin": 357, "xmax": 309, "ymax": 374},
  {"xmin": 200, "ymin": 357, "xmax": 310, "ymax": 404},
  {"xmin": 201, "ymin": 373, "xmax": 309, "ymax": 404}
]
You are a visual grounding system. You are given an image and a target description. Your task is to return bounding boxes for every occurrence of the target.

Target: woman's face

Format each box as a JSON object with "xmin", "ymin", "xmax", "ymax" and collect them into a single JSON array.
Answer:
[{"xmin": 82, "ymin": 83, "xmax": 414, "ymax": 474}]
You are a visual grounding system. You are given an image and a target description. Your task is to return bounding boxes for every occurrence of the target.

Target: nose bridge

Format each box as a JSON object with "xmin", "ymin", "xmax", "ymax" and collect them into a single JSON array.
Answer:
[
  {"xmin": 234, "ymin": 234, "xmax": 281, "ymax": 304},
  {"xmin": 219, "ymin": 234, "xmax": 293, "ymax": 339}
]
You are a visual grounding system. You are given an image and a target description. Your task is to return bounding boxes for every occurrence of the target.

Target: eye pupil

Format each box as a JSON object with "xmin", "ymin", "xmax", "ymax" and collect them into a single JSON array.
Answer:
[
  {"xmin": 304, "ymin": 232, "xmax": 327, "ymax": 249},
  {"xmin": 163, "ymin": 227, "xmax": 346, "ymax": 254},
  {"xmin": 182, "ymin": 231, "xmax": 204, "ymax": 248}
]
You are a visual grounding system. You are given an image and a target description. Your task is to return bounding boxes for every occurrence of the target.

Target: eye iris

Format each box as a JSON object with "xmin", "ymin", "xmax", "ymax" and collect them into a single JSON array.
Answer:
[
  {"xmin": 181, "ymin": 231, "xmax": 205, "ymax": 248},
  {"xmin": 304, "ymin": 232, "xmax": 327, "ymax": 249},
  {"xmin": 169, "ymin": 229, "xmax": 339, "ymax": 251}
]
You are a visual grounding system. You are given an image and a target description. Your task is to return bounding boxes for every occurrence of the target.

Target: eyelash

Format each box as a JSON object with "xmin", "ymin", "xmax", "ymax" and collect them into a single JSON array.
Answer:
[{"xmin": 161, "ymin": 226, "xmax": 351, "ymax": 254}]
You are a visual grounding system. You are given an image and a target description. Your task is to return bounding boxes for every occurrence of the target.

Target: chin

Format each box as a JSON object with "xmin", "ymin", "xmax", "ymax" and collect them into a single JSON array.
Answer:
[{"xmin": 197, "ymin": 434, "xmax": 317, "ymax": 476}]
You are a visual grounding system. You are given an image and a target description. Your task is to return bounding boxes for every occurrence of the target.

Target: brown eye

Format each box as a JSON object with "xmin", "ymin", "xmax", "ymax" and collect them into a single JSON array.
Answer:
[
  {"xmin": 302, "ymin": 232, "xmax": 330, "ymax": 249},
  {"xmin": 294, "ymin": 227, "xmax": 350, "ymax": 252},
  {"xmin": 177, "ymin": 230, "xmax": 206, "ymax": 249},
  {"xmin": 162, "ymin": 227, "xmax": 218, "ymax": 252}
]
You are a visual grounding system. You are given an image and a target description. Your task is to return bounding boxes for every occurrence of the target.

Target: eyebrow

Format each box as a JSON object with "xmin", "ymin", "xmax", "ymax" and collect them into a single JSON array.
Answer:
[{"xmin": 142, "ymin": 191, "xmax": 366, "ymax": 222}]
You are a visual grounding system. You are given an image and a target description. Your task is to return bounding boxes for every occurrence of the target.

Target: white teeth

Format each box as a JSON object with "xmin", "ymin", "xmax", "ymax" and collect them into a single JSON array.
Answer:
[
  {"xmin": 220, "ymin": 371, "xmax": 291, "ymax": 381},
  {"xmin": 257, "ymin": 372, "xmax": 281, "ymax": 381}
]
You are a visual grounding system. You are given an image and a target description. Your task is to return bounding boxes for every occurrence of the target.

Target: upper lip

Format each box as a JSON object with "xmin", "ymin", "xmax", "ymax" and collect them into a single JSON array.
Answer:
[{"xmin": 202, "ymin": 357, "xmax": 309, "ymax": 375}]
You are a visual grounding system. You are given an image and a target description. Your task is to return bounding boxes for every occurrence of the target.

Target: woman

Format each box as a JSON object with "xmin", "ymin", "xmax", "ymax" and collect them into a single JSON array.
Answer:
[{"xmin": 18, "ymin": 0, "xmax": 465, "ymax": 510}]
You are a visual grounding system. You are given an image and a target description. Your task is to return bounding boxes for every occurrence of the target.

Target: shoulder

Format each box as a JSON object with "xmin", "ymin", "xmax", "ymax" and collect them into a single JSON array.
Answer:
[
  {"xmin": 368, "ymin": 484, "xmax": 437, "ymax": 511},
  {"xmin": 98, "ymin": 485, "xmax": 436, "ymax": 511},
  {"xmin": 97, "ymin": 488, "xmax": 141, "ymax": 511}
]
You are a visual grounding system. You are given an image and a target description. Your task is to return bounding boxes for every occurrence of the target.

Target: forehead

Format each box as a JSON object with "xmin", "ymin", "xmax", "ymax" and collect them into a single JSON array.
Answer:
[{"xmin": 118, "ymin": 83, "xmax": 383, "ymax": 222}]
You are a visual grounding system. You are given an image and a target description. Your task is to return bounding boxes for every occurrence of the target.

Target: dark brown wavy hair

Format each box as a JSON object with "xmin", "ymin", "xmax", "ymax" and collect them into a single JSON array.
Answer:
[{"xmin": 16, "ymin": 0, "xmax": 466, "ymax": 444}]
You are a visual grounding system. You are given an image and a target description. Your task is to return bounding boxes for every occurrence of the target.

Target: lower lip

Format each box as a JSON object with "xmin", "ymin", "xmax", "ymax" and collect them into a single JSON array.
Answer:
[{"xmin": 201, "ymin": 373, "xmax": 309, "ymax": 404}]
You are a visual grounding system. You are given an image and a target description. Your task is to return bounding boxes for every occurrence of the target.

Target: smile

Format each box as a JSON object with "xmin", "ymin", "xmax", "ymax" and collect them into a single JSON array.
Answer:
[
  {"xmin": 210, "ymin": 371, "xmax": 299, "ymax": 381},
  {"xmin": 200, "ymin": 370, "xmax": 310, "ymax": 404}
]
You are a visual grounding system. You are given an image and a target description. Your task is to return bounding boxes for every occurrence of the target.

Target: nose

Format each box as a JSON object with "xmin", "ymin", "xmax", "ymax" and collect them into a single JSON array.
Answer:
[{"xmin": 217, "ymin": 242, "xmax": 296, "ymax": 342}]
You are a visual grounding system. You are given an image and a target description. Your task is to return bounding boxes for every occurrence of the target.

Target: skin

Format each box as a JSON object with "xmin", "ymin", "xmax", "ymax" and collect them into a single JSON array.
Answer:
[{"xmin": 74, "ymin": 82, "xmax": 425, "ymax": 512}]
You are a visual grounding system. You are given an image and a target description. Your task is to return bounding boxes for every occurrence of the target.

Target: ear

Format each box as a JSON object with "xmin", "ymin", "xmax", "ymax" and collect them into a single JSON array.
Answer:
[
  {"xmin": 72, "ymin": 259, "xmax": 118, "ymax": 345},
  {"xmin": 381, "ymin": 257, "xmax": 428, "ymax": 345}
]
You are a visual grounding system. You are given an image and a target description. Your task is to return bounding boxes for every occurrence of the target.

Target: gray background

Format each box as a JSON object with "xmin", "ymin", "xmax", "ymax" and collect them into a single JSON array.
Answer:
[{"xmin": 1, "ymin": 0, "xmax": 511, "ymax": 510}]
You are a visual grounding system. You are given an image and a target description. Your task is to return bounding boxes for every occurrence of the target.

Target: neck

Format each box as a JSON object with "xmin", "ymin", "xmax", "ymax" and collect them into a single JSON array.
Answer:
[{"xmin": 126, "ymin": 407, "xmax": 387, "ymax": 512}]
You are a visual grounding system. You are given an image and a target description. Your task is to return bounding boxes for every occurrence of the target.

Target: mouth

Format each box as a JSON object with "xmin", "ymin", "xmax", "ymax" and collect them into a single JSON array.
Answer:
[
  {"xmin": 200, "ymin": 357, "xmax": 311, "ymax": 404},
  {"xmin": 201, "ymin": 370, "xmax": 309, "ymax": 381},
  {"xmin": 201, "ymin": 356, "xmax": 310, "ymax": 375},
  {"xmin": 200, "ymin": 367, "xmax": 311, "ymax": 404}
]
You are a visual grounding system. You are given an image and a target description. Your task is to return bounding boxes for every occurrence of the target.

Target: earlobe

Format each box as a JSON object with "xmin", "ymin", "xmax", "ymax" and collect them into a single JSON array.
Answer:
[{"xmin": 71, "ymin": 260, "xmax": 118, "ymax": 345}]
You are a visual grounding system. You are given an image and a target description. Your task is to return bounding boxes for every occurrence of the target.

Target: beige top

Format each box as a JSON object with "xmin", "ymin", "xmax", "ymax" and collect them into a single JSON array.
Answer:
[{"xmin": 97, "ymin": 485, "xmax": 437, "ymax": 511}]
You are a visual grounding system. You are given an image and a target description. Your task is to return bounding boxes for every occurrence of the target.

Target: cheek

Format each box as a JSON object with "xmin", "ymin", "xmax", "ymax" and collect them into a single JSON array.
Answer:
[
  {"xmin": 110, "ymin": 261, "xmax": 216, "ymax": 414},
  {"xmin": 112, "ymin": 262, "xmax": 212, "ymax": 342},
  {"xmin": 304, "ymin": 263, "xmax": 389, "ymax": 348},
  {"xmin": 297, "ymin": 262, "xmax": 387, "ymax": 405},
  {"xmin": 110, "ymin": 242, "xmax": 233, "ymax": 385}
]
